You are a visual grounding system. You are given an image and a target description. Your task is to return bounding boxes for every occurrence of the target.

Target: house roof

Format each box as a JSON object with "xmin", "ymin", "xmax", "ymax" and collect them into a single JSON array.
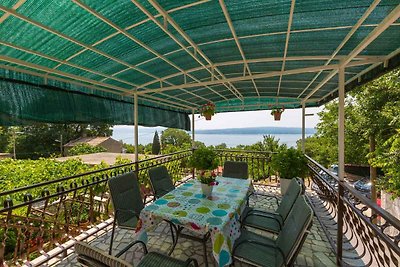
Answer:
[
  {"xmin": 0, "ymin": 1, "xmax": 399, "ymax": 127},
  {"xmin": 64, "ymin": 136, "xmax": 118, "ymax": 147}
]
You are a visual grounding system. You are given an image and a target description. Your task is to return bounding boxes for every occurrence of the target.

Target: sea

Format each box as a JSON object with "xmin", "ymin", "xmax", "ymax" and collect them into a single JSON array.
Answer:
[{"xmin": 112, "ymin": 126, "xmax": 316, "ymax": 148}]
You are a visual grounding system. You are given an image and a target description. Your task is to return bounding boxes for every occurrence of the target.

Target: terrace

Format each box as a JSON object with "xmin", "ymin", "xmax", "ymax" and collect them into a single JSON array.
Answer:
[{"xmin": 0, "ymin": 1, "xmax": 400, "ymax": 267}]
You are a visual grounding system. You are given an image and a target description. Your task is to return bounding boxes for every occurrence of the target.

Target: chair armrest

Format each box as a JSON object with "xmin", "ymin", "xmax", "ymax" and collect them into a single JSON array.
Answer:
[
  {"xmin": 115, "ymin": 240, "xmax": 148, "ymax": 258},
  {"xmin": 184, "ymin": 258, "xmax": 199, "ymax": 267},
  {"xmin": 233, "ymin": 239, "xmax": 287, "ymax": 267}
]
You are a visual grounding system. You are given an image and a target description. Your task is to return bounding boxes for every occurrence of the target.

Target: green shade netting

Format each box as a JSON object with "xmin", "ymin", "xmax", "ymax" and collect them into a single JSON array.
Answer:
[
  {"xmin": 0, "ymin": 0, "xmax": 399, "ymax": 116},
  {"xmin": 0, "ymin": 71, "xmax": 190, "ymax": 130}
]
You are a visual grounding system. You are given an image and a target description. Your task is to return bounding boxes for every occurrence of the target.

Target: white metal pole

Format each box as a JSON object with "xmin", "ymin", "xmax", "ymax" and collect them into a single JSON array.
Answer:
[
  {"xmin": 338, "ymin": 66, "xmax": 345, "ymax": 181},
  {"xmin": 134, "ymin": 94, "xmax": 139, "ymax": 162},
  {"xmin": 191, "ymin": 110, "xmax": 195, "ymax": 148},
  {"xmin": 301, "ymin": 102, "xmax": 306, "ymax": 153}
]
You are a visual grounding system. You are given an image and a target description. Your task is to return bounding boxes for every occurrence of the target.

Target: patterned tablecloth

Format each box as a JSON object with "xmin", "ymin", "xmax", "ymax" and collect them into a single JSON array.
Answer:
[{"xmin": 136, "ymin": 176, "xmax": 252, "ymax": 266}]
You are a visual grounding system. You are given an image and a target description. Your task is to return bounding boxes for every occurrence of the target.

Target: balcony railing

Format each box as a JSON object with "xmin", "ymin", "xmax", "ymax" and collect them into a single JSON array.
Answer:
[
  {"xmin": 0, "ymin": 149, "xmax": 273, "ymax": 266},
  {"xmin": 307, "ymin": 155, "xmax": 400, "ymax": 267},
  {"xmin": 2, "ymin": 150, "xmax": 399, "ymax": 267},
  {"xmin": 0, "ymin": 150, "xmax": 192, "ymax": 266}
]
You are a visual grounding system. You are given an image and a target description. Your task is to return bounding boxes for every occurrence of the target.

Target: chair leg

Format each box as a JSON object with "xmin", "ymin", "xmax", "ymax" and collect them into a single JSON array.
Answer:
[
  {"xmin": 202, "ymin": 240, "xmax": 208, "ymax": 267},
  {"xmin": 109, "ymin": 217, "xmax": 117, "ymax": 255},
  {"xmin": 202, "ymin": 232, "xmax": 211, "ymax": 267},
  {"xmin": 169, "ymin": 223, "xmax": 175, "ymax": 244},
  {"xmin": 168, "ymin": 226, "xmax": 182, "ymax": 255}
]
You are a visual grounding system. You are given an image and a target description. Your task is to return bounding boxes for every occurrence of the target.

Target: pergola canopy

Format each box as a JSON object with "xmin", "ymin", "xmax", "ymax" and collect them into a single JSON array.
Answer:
[{"xmin": 0, "ymin": 0, "xmax": 399, "ymax": 129}]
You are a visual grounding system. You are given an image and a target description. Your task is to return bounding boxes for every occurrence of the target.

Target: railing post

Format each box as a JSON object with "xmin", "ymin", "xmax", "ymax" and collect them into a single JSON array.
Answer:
[{"xmin": 336, "ymin": 65, "xmax": 345, "ymax": 266}]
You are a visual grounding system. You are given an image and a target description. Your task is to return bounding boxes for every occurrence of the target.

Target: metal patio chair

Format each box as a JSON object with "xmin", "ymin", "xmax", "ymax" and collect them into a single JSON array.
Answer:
[
  {"xmin": 222, "ymin": 161, "xmax": 248, "ymax": 179},
  {"xmin": 107, "ymin": 172, "xmax": 146, "ymax": 255},
  {"xmin": 241, "ymin": 178, "xmax": 303, "ymax": 234},
  {"xmin": 233, "ymin": 196, "xmax": 314, "ymax": 267},
  {"xmin": 75, "ymin": 241, "xmax": 198, "ymax": 267},
  {"xmin": 148, "ymin": 166, "xmax": 175, "ymax": 199}
]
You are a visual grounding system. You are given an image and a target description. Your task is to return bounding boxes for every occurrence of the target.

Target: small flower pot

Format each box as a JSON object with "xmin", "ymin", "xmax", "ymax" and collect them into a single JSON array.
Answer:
[
  {"xmin": 201, "ymin": 183, "xmax": 213, "ymax": 196},
  {"xmin": 273, "ymin": 112, "xmax": 282, "ymax": 121},
  {"xmin": 204, "ymin": 114, "xmax": 212, "ymax": 120}
]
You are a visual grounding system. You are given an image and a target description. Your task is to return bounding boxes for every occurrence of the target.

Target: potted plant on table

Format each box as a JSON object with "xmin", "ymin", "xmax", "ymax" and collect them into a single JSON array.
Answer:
[
  {"xmin": 188, "ymin": 147, "xmax": 219, "ymax": 196},
  {"xmin": 200, "ymin": 102, "xmax": 216, "ymax": 120},
  {"xmin": 271, "ymin": 107, "xmax": 284, "ymax": 121},
  {"xmin": 271, "ymin": 146, "xmax": 308, "ymax": 195}
]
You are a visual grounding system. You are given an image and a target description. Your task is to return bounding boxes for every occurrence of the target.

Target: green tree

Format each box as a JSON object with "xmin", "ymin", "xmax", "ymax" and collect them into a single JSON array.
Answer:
[
  {"xmin": 161, "ymin": 128, "xmax": 191, "ymax": 153},
  {"xmin": 152, "ymin": 131, "xmax": 161, "ymax": 155},
  {"xmin": 1, "ymin": 123, "xmax": 113, "ymax": 159},
  {"xmin": 68, "ymin": 143, "xmax": 107, "ymax": 156}
]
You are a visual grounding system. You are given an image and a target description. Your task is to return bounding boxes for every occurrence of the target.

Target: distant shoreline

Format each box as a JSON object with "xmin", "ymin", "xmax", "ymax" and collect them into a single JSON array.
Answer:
[{"xmin": 193, "ymin": 126, "xmax": 316, "ymax": 135}]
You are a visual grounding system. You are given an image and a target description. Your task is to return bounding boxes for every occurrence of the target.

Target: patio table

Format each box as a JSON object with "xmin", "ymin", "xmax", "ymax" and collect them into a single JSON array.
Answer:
[{"xmin": 136, "ymin": 176, "xmax": 252, "ymax": 267}]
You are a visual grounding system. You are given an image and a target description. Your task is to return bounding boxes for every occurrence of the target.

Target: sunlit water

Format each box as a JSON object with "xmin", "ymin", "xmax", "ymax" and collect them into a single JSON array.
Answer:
[{"xmin": 113, "ymin": 126, "xmax": 314, "ymax": 148}]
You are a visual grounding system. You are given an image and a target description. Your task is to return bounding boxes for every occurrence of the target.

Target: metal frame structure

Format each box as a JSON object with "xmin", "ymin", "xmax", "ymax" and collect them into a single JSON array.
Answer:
[{"xmin": 1, "ymin": 1, "xmax": 399, "ymax": 114}]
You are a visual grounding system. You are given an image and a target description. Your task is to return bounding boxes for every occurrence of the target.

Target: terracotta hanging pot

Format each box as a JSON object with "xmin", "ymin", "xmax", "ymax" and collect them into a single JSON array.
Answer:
[
  {"xmin": 204, "ymin": 114, "xmax": 212, "ymax": 120},
  {"xmin": 273, "ymin": 111, "xmax": 282, "ymax": 121}
]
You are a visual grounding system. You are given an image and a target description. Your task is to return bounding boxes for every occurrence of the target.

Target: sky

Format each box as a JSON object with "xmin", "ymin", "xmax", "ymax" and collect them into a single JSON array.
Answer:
[
  {"xmin": 194, "ymin": 106, "xmax": 324, "ymax": 130},
  {"xmin": 114, "ymin": 106, "xmax": 324, "ymax": 132}
]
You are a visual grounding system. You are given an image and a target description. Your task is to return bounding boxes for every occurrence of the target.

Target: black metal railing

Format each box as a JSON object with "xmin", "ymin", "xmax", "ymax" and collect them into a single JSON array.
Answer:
[
  {"xmin": 0, "ymin": 150, "xmax": 191, "ymax": 266},
  {"xmin": 306, "ymin": 155, "xmax": 400, "ymax": 267},
  {"xmin": 0, "ymin": 148, "xmax": 274, "ymax": 266},
  {"xmin": 215, "ymin": 149, "xmax": 275, "ymax": 182}
]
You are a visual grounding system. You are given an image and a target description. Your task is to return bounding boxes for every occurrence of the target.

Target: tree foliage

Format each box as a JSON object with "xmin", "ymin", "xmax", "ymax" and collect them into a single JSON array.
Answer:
[
  {"xmin": 302, "ymin": 69, "xmax": 400, "ymax": 196},
  {"xmin": 152, "ymin": 131, "xmax": 161, "ymax": 155},
  {"xmin": 0, "ymin": 123, "xmax": 113, "ymax": 159},
  {"xmin": 68, "ymin": 143, "xmax": 107, "ymax": 156},
  {"xmin": 161, "ymin": 128, "xmax": 192, "ymax": 153}
]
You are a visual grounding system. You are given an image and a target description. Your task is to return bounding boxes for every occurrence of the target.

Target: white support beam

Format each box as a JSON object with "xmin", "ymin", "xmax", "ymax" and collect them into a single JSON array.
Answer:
[
  {"xmin": 301, "ymin": 102, "xmax": 305, "ymax": 153},
  {"xmin": 51, "ymin": 0, "xmax": 211, "ymax": 71},
  {"xmin": 338, "ymin": 66, "xmax": 345, "ymax": 182},
  {"xmin": 299, "ymin": 0, "xmax": 395, "ymax": 101},
  {"xmin": 319, "ymin": 47, "xmax": 400, "ymax": 102},
  {"xmin": 134, "ymin": 94, "xmax": 139, "ymax": 162},
  {"xmin": 0, "ymin": 61, "xmax": 193, "ymax": 111},
  {"xmin": 191, "ymin": 110, "xmax": 195, "ymax": 148},
  {"xmin": 277, "ymin": 0, "xmax": 296, "ymax": 96},
  {"xmin": 0, "ymin": 0, "xmax": 26, "ymax": 23},
  {"xmin": 0, "ymin": 6, "xmax": 166, "ymax": 83},
  {"xmin": 137, "ymin": 55, "xmax": 384, "ymax": 89},
  {"xmin": 0, "ymin": 55, "xmax": 131, "ymax": 93},
  {"xmin": 342, "ymin": 4, "xmax": 400, "ymax": 67},
  {"xmin": 219, "ymin": 0, "xmax": 260, "ymax": 97},
  {"xmin": 72, "ymin": 0, "xmax": 226, "ymax": 102},
  {"xmin": 0, "ymin": 43, "xmax": 200, "ymax": 108},
  {"xmin": 135, "ymin": 22, "xmax": 397, "ymax": 80},
  {"xmin": 137, "ymin": 61, "xmax": 374, "ymax": 95},
  {"xmin": 134, "ymin": 0, "xmax": 244, "ymax": 100}
]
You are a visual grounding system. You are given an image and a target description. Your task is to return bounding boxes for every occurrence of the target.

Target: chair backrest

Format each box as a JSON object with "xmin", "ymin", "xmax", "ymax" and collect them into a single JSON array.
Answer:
[
  {"xmin": 75, "ymin": 241, "xmax": 132, "ymax": 267},
  {"xmin": 222, "ymin": 161, "xmax": 248, "ymax": 179},
  {"xmin": 148, "ymin": 166, "xmax": 175, "ymax": 199},
  {"xmin": 276, "ymin": 196, "xmax": 313, "ymax": 266},
  {"xmin": 108, "ymin": 172, "xmax": 144, "ymax": 228},
  {"xmin": 276, "ymin": 178, "xmax": 302, "ymax": 221}
]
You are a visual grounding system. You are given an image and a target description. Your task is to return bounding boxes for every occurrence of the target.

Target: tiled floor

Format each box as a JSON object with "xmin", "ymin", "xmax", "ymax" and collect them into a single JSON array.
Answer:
[{"xmin": 53, "ymin": 184, "xmax": 337, "ymax": 267}]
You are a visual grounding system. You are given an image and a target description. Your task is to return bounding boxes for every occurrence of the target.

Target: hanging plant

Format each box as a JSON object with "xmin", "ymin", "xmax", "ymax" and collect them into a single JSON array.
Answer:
[
  {"xmin": 200, "ymin": 102, "xmax": 216, "ymax": 120},
  {"xmin": 271, "ymin": 107, "xmax": 285, "ymax": 121}
]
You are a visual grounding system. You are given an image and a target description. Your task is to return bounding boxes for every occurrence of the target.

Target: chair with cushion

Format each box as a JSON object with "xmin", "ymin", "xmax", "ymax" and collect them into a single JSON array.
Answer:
[
  {"xmin": 148, "ymin": 166, "xmax": 175, "ymax": 199},
  {"xmin": 222, "ymin": 161, "xmax": 248, "ymax": 179},
  {"xmin": 107, "ymin": 172, "xmax": 146, "ymax": 255},
  {"xmin": 233, "ymin": 196, "xmax": 313, "ymax": 267},
  {"xmin": 75, "ymin": 241, "xmax": 198, "ymax": 267},
  {"xmin": 241, "ymin": 178, "xmax": 303, "ymax": 234}
]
